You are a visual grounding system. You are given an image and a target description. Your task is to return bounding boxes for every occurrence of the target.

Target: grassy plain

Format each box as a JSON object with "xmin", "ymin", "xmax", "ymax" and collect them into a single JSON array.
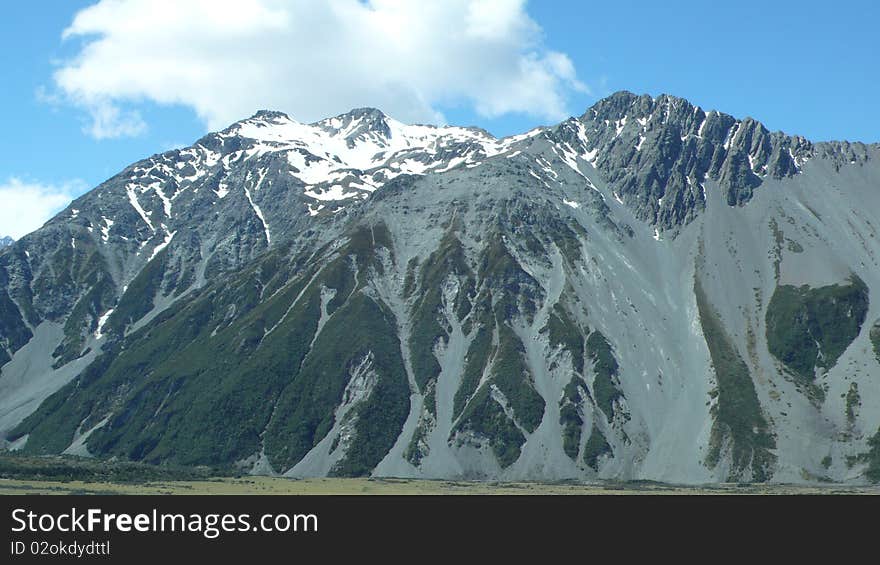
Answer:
[
  {"xmin": 1, "ymin": 453, "xmax": 877, "ymax": 495},
  {"xmin": 3, "ymin": 476, "xmax": 879, "ymax": 496}
]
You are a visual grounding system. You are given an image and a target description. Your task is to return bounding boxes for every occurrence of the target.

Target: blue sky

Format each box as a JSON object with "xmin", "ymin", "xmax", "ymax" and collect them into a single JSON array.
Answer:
[{"xmin": 1, "ymin": 0, "xmax": 877, "ymax": 238}]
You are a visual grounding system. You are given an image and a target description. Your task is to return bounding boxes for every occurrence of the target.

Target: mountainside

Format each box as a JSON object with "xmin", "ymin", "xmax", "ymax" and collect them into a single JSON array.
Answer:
[
  {"xmin": 2, "ymin": 91, "xmax": 880, "ymax": 483},
  {"xmin": 0, "ymin": 237, "xmax": 12, "ymax": 248}
]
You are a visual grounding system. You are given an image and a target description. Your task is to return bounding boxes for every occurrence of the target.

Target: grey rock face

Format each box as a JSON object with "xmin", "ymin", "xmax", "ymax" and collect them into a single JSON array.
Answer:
[
  {"xmin": 2, "ymin": 92, "xmax": 880, "ymax": 484},
  {"xmin": 567, "ymin": 91, "xmax": 815, "ymax": 231}
]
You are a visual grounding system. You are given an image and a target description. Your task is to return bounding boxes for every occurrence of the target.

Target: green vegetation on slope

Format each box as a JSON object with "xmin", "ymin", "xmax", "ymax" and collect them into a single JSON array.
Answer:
[
  {"xmin": 456, "ymin": 384, "xmax": 526, "ymax": 469},
  {"xmin": 409, "ymin": 232, "xmax": 472, "ymax": 397},
  {"xmin": 21, "ymin": 236, "xmax": 117, "ymax": 367},
  {"xmin": 329, "ymin": 299, "xmax": 410, "ymax": 477},
  {"xmin": 404, "ymin": 418, "xmax": 430, "ymax": 467},
  {"xmin": 452, "ymin": 309, "xmax": 495, "ymax": 418},
  {"xmin": 105, "ymin": 247, "xmax": 169, "ymax": 336},
  {"xmin": 583, "ymin": 426, "xmax": 611, "ymax": 471},
  {"xmin": 266, "ymin": 291, "xmax": 409, "ymax": 474},
  {"xmin": 450, "ymin": 230, "xmax": 548, "ymax": 468},
  {"xmin": 548, "ymin": 217, "xmax": 587, "ymax": 266},
  {"xmin": 0, "ymin": 285, "xmax": 32, "ymax": 366},
  {"xmin": 560, "ymin": 377, "xmax": 584, "ymax": 460},
  {"xmin": 696, "ymin": 279, "xmax": 775, "ymax": 482},
  {"xmin": 490, "ymin": 324, "xmax": 544, "ymax": 433},
  {"xmin": 546, "ymin": 304, "xmax": 587, "ymax": 461},
  {"xmin": 546, "ymin": 303, "xmax": 584, "ymax": 373},
  {"xmin": 454, "ymin": 315, "xmax": 543, "ymax": 468},
  {"xmin": 53, "ymin": 276, "xmax": 115, "ymax": 367},
  {"xmin": 402, "ymin": 257, "xmax": 419, "ymax": 299},
  {"xmin": 478, "ymin": 233, "xmax": 538, "ymax": 322},
  {"xmin": 865, "ymin": 430, "xmax": 880, "ymax": 483},
  {"xmin": 870, "ymin": 320, "xmax": 880, "ymax": 365},
  {"xmin": 11, "ymin": 224, "xmax": 408, "ymax": 478},
  {"xmin": 766, "ymin": 276, "xmax": 869, "ymax": 383},
  {"xmin": 403, "ymin": 384, "xmax": 436, "ymax": 467},
  {"xmin": 453, "ymin": 299, "xmax": 494, "ymax": 420},
  {"xmin": 585, "ymin": 331, "xmax": 622, "ymax": 422},
  {"xmin": 845, "ymin": 383, "xmax": 861, "ymax": 426}
]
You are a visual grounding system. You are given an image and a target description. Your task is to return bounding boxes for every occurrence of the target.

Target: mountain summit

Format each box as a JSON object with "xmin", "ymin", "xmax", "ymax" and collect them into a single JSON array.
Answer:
[{"xmin": 1, "ymin": 92, "xmax": 879, "ymax": 483}]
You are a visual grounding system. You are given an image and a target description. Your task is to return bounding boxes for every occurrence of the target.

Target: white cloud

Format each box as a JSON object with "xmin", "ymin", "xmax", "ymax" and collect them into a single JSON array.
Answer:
[
  {"xmin": 0, "ymin": 178, "xmax": 86, "ymax": 239},
  {"xmin": 51, "ymin": 0, "xmax": 586, "ymax": 137},
  {"xmin": 81, "ymin": 101, "xmax": 147, "ymax": 139}
]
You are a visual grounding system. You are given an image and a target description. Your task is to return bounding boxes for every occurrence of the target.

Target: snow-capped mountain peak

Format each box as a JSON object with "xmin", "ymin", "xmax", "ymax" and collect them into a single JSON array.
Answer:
[{"xmin": 209, "ymin": 106, "xmax": 534, "ymax": 205}]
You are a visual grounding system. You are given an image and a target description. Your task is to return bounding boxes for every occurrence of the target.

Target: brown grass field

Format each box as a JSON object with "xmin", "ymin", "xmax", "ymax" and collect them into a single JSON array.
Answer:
[
  {"xmin": 1, "ymin": 476, "xmax": 879, "ymax": 495},
  {"xmin": 1, "ymin": 453, "xmax": 876, "ymax": 495}
]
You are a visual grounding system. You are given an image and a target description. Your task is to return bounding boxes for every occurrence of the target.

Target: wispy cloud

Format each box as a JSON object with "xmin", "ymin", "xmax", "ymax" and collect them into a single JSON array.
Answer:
[
  {"xmin": 0, "ymin": 178, "xmax": 87, "ymax": 239},
  {"xmin": 47, "ymin": 0, "xmax": 586, "ymax": 137}
]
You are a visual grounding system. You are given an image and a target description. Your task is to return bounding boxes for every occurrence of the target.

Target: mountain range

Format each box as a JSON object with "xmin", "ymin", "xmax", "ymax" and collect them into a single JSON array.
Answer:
[{"xmin": 1, "ymin": 91, "xmax": 879, "ymax": 483}]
